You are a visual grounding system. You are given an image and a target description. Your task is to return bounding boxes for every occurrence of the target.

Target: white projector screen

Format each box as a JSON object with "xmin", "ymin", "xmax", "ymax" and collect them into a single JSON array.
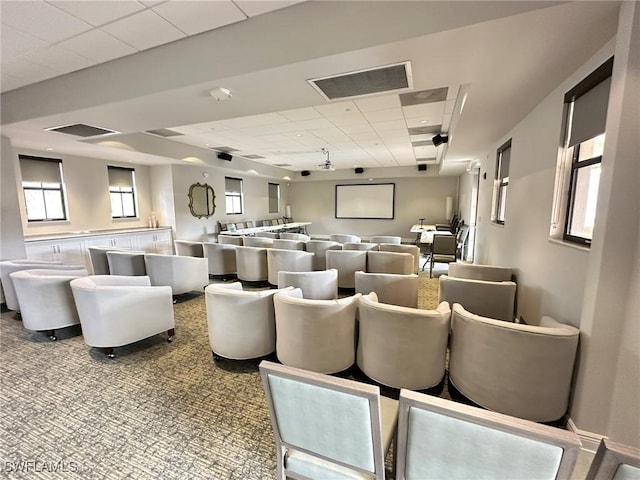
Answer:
[{"xmin": 335, "ymin": 183, "xmax": 395, "ymax": 219}]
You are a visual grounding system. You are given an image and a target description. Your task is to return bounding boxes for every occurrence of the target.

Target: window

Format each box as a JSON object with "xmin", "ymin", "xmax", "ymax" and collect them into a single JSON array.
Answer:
[
  {"xmin": 551, "ymin": 57, "xmax": 612, "ymax": 246},
  {"xmin": 225, "ymin": 177, "xmax": 243, "ymax": 214},
  {"xmin": 268, "ymin": 183, "xmax": 280, "ymax": 213},
  {"xmin": 19, "ymin": 155, "xmax": 67, "ymax": 222},
  {"xmin": 492, "ymin": 139, "xmax": 511, "ymax": 224},
  {"xmin": 108, "ymin": 166, "xmax": 137, "ymax": 218}
]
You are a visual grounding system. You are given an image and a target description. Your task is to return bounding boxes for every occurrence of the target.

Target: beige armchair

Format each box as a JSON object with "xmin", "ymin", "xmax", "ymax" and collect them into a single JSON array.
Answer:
[
  {"xmin": 325, "ymin": 250, "xmax": 367, "ymax": 289},
  {"xmin": 255, "ymin": 231, "xmax": 279, "ymax": 239},
  {"xmin": 367, "ymin": 251, "xmax": 414, "ymax": 275},
  {"xmin": 205, "ymin": 282, "xmax": 293, "ymax": 360},
  {"xmin": 370, "ymin": 235, "xmax": 402, "ymax": 244},
  {"xmin": 330, "ymin": 234, "xmax": 361, "ymax": 244},
  {"xmin": 273, "ymin": 288, "xmax": 361, "ymax": 374},
  {"xmin": 70, "ymin": 275, "xmax": 175, "ymax": 358},
  {"xmin": 174, "ymin": 240, "xmax": 204, "ymax": 257},
  {"xmin": 277, "ymin": 269, "xmax": 338, "ymax": 300},
  {"xmin": 343, "ymin": 242, "xmax": 379, "ymax": 251},
  {"xmin": 235, "ymin": 246, "xmax": 269, "ymax": 283},
  {"xmin": 272, "ymin": 239, "xmax": 306, "ymax": 251},
  {"xmin": 11, "ymin": 267, "xmax": 88, "ymax": 340},
  {"xmin": 355, "ymin": 271, "xmax": 419, "ymax": 308},
  {"xmin": 243, "ymin": 236, "xmax": 274, "ymax": 248},
  {"xmin": 203, "ymin": 242, "xmax": 237, "ymax": 277},
  {"xmin": 143, "ymin": 253, "xmax": 209, "ymax": 295},
  {"xmin": 449, "ymin": 263, "xmax": 514, "ymax": 282},
  {"xmin": 378, "ymin": 243, "xmax": 420, "ymax": 274},
  {"xmin": 87, "ymin": 246, "xmax": 129, "ymax": 274},
  {"xmin": 357, "ymin": 293, "xmax": 451, "ymax": 390},
  {"xmin": 449, "ymin": 304, "xmax": 580, "ymax": 422},
  {"xmin": 305, "ymin": 240, "xmax": 342, "ymax": 270},
  {"xmin": 279, "ymin": 232, "xmax": 310, "ymax": 241},
  {"xmin": 106, "ymin": 251, "xmax": 147, "ymax": 276},
  {"xmin": 217, "ymin": 234, "xmax": 243, "ymax": 246},
  {"xmin": 259, "ymin": 360, "xmax": 398, "ymax": 480},
  {"xmin": 267, "ymin": 249, "xmax": 314, "ymax": 286},
  {"xmin": 395, "ymin": 390, "xmax": 581, "ymax": 480},
  {"xmin": 439, "ymin": 274, "xmax": 516, "ymax": 321}
]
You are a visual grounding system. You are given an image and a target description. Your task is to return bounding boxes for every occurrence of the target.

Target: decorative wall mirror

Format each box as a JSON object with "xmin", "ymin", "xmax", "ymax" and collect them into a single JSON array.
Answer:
[{"xmin": 188, "ymin": 183, "xmax": 216, "ymax": 218}]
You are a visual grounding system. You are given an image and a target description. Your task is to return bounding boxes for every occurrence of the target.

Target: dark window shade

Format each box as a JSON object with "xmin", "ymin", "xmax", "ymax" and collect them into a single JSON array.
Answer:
[
  {"xmin": 268, "ymin": 183, "xmax": 279, "ymax": 213},
  {"xmin": 569, "ymin": 76, "xmax": 611, "ymax": 147},
  {"xmin": 19, "ymin": 156, "xmax": 62, "ymax": 183},
  {"xmin": 225, "ymin": 177, "xmax": 242, "ymax": 194},
  {"xmin": 108, "ymin": 166, "xmax": 134, "ymax": 188},
  {"xmin": 499, "ymin": 146, "xmax": 511, "ymax": 179}
]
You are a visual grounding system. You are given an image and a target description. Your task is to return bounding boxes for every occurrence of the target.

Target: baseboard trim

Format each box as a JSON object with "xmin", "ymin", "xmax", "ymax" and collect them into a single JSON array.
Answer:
[{"xmin": 567, "ymin": 418, "xmax": 606, "ymax": 453}]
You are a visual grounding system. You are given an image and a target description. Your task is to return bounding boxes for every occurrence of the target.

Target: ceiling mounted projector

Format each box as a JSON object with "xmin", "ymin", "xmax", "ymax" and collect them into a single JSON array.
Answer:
[
  {"xmin": 432, "ymin": 133, "xmax": 449, "ymax": 146},
  {"xmin": 316, "ymin": 148, "xmax": 336, "ymax": 171}
]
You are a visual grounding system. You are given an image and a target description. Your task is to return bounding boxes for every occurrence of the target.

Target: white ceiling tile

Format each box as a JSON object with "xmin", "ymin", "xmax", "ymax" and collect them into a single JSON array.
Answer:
[
  {"xmin": 0, "ymin": 24, "xmax": 48, "ymax": 61},
  {"xmin": 370, "ymin": 119, "xmax": 407, "ymax": 133},
  {"xmin": 314, "ymin": 101, "xmax": 357, "ymax": 117},
  {"xmin": 292, "ymin": 118, "xmax": 335, "ymax": 130},
  {"xmin": 339, "ymin": 123, "xmax": 375, "ymax": 135},
  {"xmin": 2, "ymin": 57, "xmax": 59, "ymax": 80},
  {"xmin": 139, "ymin": 0, "xmax": 165, "ymax": 5},
  {"xmin": 151, "ymin": 0, "xmax": 246, "ymax": 36},
  {"xmin": 413, "ymin": 145, "xmax": 437, "ymax": 158},
  {"xmin": 354, "ymin": 94, "xmax": 400, "ymax": 112},
  {"xmin": 100, "ymin": 9, "xmax": 186, "ymax": 51},
  {"xmin": 21, "ymin": 45, "xmax": 94, "ymax": 74},
  {"xmin": 234, "ymin": 1, "xmax": 304, "ymax": 17},
  {"xmin": 57, "ymin": 29, "xmax": 138, "ymax": 63},
  {"xmin": 220, "ymin": 112, "xmax": 288, "ymax": 129},
  {"xmin": 279, "ymin": 107, "xmax": 323, "ymax": 122},
  {"xmin": 240, "ymin": 122, "xmax": 302, "ymax": 136},
  {"xmin": 2, "ymin": 0, "xmax": 92, "ymax": 43},
  {"xmin": 402, "ymin": 102, "xmax": 446, "ymax": 121},
  {"xmin": 362, "ymin": 108, "xmax": 404, "ymax": 123},
  {"xmin": 52, "ymin": 1, "xmax": 147, "ymax": 27},
  {"xmin": 404, "ymin": 117, "xmax": 441, "ymax": 129},
  {"xmin": 0, "ymin": 72, "xmax": 26, "ymax": 92}
]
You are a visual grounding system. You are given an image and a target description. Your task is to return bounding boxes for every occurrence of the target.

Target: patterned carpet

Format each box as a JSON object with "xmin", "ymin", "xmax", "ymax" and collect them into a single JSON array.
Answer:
[{"xmin": 0, "ymin": 274, "xmax": 440, "ymax": 479}]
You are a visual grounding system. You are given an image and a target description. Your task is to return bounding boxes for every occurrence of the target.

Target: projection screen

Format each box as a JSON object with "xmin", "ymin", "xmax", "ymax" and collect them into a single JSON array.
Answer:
[{"xmin": 335, "ymin": 183, "xmax": 395, "ymax": 219}]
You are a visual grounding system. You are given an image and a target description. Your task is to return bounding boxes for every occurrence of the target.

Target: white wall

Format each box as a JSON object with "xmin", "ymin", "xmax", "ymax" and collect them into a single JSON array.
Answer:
[{"xmin": 290, "ymin": 174, "xmax": 458, "ymax": 242}]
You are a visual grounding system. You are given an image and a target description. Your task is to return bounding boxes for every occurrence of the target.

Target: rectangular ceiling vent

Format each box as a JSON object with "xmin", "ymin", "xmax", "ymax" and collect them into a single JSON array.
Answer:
[
  {"xmin": 208, "ymin": 146, "xmax": 239, "ymax": 152},
  {"xmin": 274, "ymin": 163, "xmax": 292, "ymax": 167},
  {"xmin": 45, "ymin": 123, "xmax": 119, "ymax": 137},
  {"xmin": 244, "ymin": 154, "xmax": 265, "ymax": 160},
  {"xmin": 145, "ymin": 128, "xmax": 183, "ymax": 137},
  {"xmin": 308, "ymin": 61, "xmax": 412, "ymax": 101}
]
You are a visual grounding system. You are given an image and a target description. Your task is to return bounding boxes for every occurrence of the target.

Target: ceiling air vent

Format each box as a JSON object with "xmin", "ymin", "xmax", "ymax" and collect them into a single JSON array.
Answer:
[
  {"xmin": 244, "ymin": 154, "xmax": 265, "ymax": 160},
  {"xmin": 308, "ymin": 61, "xmax": 412, "ymax": 101},
  {"xmin": 145, "ymin": 128, "xmax": 183, "ymax": 137},
  {"xmin": 208, "ymin": 146, "xmax": 239, "ymax": 152},
  {"xmin": 45, "ymin": 123, "xmax": 119, "ymax": 137}
]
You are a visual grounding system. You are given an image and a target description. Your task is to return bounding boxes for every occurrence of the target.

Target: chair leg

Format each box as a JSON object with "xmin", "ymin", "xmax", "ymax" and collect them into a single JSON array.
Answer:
[
  {"xmin": 103, "ymin": 347, "xmax": 115, "ymax": 358},
  {"xmin": 430, "ymin": 258, "xmax": 434, "ymax": 278},
  {"xmin": 45, "ymin": 329, "xmax": 57, "ymax": 341},
  {"xmin": 167, "ymin": 328, "xmax": 175, "ymax": 342}
]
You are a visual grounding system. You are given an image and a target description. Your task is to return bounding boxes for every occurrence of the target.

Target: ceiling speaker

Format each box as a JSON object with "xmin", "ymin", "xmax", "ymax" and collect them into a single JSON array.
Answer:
[
  {"xmin": 418, "ymin": 164, "xmax": 428, "ymax": 171},
  {"xmin": 432, "ymin": 134, "xmax": 449, "ymax": 147},
  {"xmin": 301, "ymin": 170, "xmax": 311, "ymax": 177},
  {"xmin": 217, "ymin": 152, "xmax": 233, "ymax": 161},
  {"xmin": 354, "ymin": 167, "xmax": 364, "ymax": 174}
]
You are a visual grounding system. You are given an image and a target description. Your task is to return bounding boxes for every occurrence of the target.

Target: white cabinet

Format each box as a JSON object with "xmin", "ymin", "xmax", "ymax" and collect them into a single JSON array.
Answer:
[
  {"xmin": 25, "ymin": 238, "xmax": 86, "ymax": 268},
  {"xmin": 85, "ymin": 234, "xmax": 133, "ymax": 250},
  {"xmin": 134, "ymin": 229, "xmax": 173, "ymax": 254}
]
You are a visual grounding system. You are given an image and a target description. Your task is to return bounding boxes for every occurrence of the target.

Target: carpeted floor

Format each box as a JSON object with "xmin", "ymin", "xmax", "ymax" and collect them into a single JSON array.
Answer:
[{"xmin": 0, "ymin": 274, "xmax": 440, "ymax": 479}]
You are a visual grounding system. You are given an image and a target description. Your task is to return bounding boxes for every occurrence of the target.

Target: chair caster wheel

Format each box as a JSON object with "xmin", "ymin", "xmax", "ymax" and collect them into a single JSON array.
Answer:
[
  {"xmin": 48, "ymin": 335, "xmax": 57, "ymax": 341},
  {"xmin": 172, "ymin": 298, "xmax": 177, "ymax": 304},
  {"xmin": 107, "ymin": 353, "xmax": 115, "ymax": 359},
  {"xmin": 167, "ymin": 336, "xmax": 174, "ymax": 343}
]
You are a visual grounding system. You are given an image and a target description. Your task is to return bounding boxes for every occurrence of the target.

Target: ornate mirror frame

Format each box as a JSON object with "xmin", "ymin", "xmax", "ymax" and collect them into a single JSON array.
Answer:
[{"xmin": 188, "ymin": 182, "xmax": 216, "ymax": 219}]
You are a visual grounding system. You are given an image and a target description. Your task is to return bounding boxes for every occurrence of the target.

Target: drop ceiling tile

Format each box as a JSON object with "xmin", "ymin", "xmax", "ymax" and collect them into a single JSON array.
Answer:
[
  {"xmin": 314, "ymin": 101, "xmax": 357, "ymax": 117},
  {"xmin": 234, "ymin": 0, "xmax": 304, "ymax": 17},
  {"xmin": 52, "ymin": 1, "xmax": 147, "ymax": 27},
  {"xmin": 2, "ymin": 57, "xmax": 59, "ymax": 80},
  {"xmin": 220, "ymin": 112, "xmax": 288, "ymax": 129},
  {"xmin": 370, "ymin": 119, "xmax": 407, "ymax": 133},
  {"xmin": 362, "ymin": 108, "xmax": 404, "ymax": 123},
  {"xmin": 402, "ymin": 102, "xmax": 446, "ymax": 121},
  {"xmin": 101, "ymin": 9, "xmax": 186, "ymax": 51},
  {"xmin": 57, "ymin": 29, "xmax": 138, "ymax": 62},
  {"xmin": 292, "ymin": 118, "xmax": 335, "ymax": 130},
  {"xmin": 354, "ymin": 94, "xmax": 400, "ymax": 112},
  {"xmin": 240, "ymin": 122, "xmax": 302, "ymax": 136},
  {"xmin": 324, "ymin": 111, "xmax": 368, "ymax": 127},
  {"xmin": 279, "ymin": 107, "xmax": 324, "ymax": 122},
  {"xmin": 22, "ymin": 45, "xmax": 94, "ymax": 74},
  {"xmin": 413, "ymin": 145, "xmax": 437, "ymax": 158},
  {"xmin": 0, "ymin": 25, "xmax": 48, "ymax": 61},
  {"xmin": 339, "ymin": 123, "xmax": 375, "ymax": 135},
  {"xmin": 151, "ymin": 0, "xmax": 246, "ymax": 35}
]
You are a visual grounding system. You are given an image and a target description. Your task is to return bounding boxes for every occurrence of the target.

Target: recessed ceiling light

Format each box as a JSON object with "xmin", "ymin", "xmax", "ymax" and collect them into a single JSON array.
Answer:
[
  {"xmin": 45, "ymin": 147, "xmax": 54, "ymax": 151},
  {"xmin": 296, "ymin": 134, "xmax": 303, "ymax": 137},
  {"xmin": 421, "ymin": 120, "xmax": 428, "ymax": 124}
]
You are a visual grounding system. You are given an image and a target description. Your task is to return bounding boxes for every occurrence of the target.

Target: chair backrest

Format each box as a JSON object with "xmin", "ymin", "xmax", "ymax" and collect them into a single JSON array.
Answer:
[
  {"xmin": 267, "ymin": 249, "xmax": 314, "ymax": 285},
  {"xmin": 370, "ymin": 235, "xmax": 402, "ymax": 244},
  {"xmin": 378, "ymin": 243, "xmax": 420, "ymax": 273},
  {"xmin": 279, "ymin": 232, "xmax": 310, "ymax": 241},
  {"xmin": 355, "ymin": 271, "xmax": 419, "ymax": 308},
  {"xmin": 395, "ymin": 389, "xmax": 581, "ymax": 480},
  {"xmin": 218, "ymin": 234, "xmax": 244, "ymax": 246},
  {"xmin": 244, "ymin": 236, "xmax": 274, "ymax": 248},
  {"xmin": 432, "ymin": 235, "xmax": 457, "ymax": 255},
  {"xmin": 143, "ymin": 253, "xmax": 209, "ymax": 295},
  {"xmin": 255, "ymin": 231, "xmax": 280, "ymax": 239},
  {"xmin": 325, "ymin": 250, "xmax": 368, "ymax": 288},
  {"xmin": 278, "ymin": 269, "xmax": 338, "ymax": 300},
  {"xmin": 174, "ymin": 240, "xmax": 204, "ymax": 257},
  {"xmin": 202, "ymin": 242, "xmax": 237, "ymax": 276},
  {"xmin": 357, "ymin": 293, "xmax": 450, "ymax": 390},
  {"xmin": 439, "ymin": 274, "xmax": 516, "ymax": 321},
  {"xmin": 0, "ymin": 259, "xmax": 65, "ymax": 311},
  {"xmin": 88, "ymin": 246, "xmax": 129, "ymax": 274},
  {"xmin": 330, "ymin": 234, "xmax": 361, "ymax": 244},
  {"xmin": 272, "ymin": 239, "xmax": 306, "ymax": 251},
  {"xmin": 344, "ymin": 242, "xmax": 379, "ymax": 251},
  {"xmin": 367, "ymin": 251, "xmax": 414, "ymax": 275},
  {"xmin": 448, "ymin": 263, "xmax": 513, "ymax": 282},
  {"xmin": 449, "ymin": 304, "xmax": 580, "ymax": 422},
  {"xmin": 259, "ymin": 360, "xmax": 393, "ymax": 480},
  {"xmin": 107, "ymin": 251, "xmax": 147, "ymax": 276},
  {"xmin": 305, "ymin": 240, "xmax": 342, "ymax": 270},
  {"xmin": 585, "ymin": 438, "xmax": 640, "ymax": 480},
  {"xmin": 235, "ymin": 246, "xmax": 269, "ymax": 282}
]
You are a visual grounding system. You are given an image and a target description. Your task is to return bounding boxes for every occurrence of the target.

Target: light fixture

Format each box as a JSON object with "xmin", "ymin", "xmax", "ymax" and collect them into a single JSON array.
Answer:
[{"xmin": 209, "ymin": 87, "xmax": 232, "ymax": 101}]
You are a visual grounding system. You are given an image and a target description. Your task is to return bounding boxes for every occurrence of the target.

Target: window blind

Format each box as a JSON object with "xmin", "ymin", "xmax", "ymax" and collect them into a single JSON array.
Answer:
[
  {"xmin": 19, "ymin": 156, "xmax": 62, "ymax": 184},
  {"xmin": 108, "ymin": 166, "xmax": 134, "ymax": 188},
  {"xmin": 268, "ymin": 183, "xmax": 279, "ymax": 213},
  {"xmin": 225, "ymin": 177, "xmax": 242, "ymax": 194},
  {"xmin": 568, "ymin": 76, "xmax": 611, "ymax": 147}
]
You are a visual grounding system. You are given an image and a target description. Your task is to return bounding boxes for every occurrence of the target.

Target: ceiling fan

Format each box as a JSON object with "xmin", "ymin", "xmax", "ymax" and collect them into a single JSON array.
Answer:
[{"xmin": 316, "ymin": 148, "xmax": 336, "ymax": 171}]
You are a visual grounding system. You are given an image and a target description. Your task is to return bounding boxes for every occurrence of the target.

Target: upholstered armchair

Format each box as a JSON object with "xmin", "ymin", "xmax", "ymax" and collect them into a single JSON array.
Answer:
[
  {"xmin": 448, "ymin": 303, "xmax": 580, "ymax": 422},
  {"xmin": 0, "ymin": 260, "xmax": 84, "ymax": 312},
  {"xmin": 259, "ymin": 360, "xmax": 398, "ymax": 480},
  {"xmin": 205, "ymin": 282, "xmax": 293, "ymax": 360},
  {"xmin": 235, "ymin": 246, "xmax": 269, "ymax": 283},
  {"xmin": 378, "ymin": 243, "xmax": 420, "ymax": 274},
  {"xmin": 367, "ymin": 251, "xmax": 414, "ymax": 275},
  {"xmin": 395, "ymin": 390, "xmax": 581, "ymax": 480},
  {"xmin": 357, "ymin": 293, "xmax": 451, "ymax": 390},
  {"xmin": 305, "ymin": 240, "xmax": 342, "ymax": 270},
  {"xmin": 448, "ymin": 263, "xmax": 514, "ymax": 282},
  {"xmin": 106, "ymin": 251, "xmax": 147, "ymax": 276},
  {"xmin": 273, "ymin": 288, "xmax": 361, "ymax": 374},
  {"xmin": 330, "ymin": 234, "xmax": 361, "ymax": 244},
  {"xmin": 279, "ymin": 232, "xmax": 310, "ymax": 241},
  {"xmin": 272, "ymin": 239, "xmax": 306, "ymax": 251},
  {"xmin": 439, "ymin": 274, "xmax": 516, "ymax": 321},
  {"xmin": 11, "ymin": 267, "xmax": 88, "ymax": 340},
  {"xmin": 243, "ymin": 236, "xmax": 275, "ymax": 248},
  {"xmin": 255, "ymin": 231, "xmax": 279, "ymax": 239},
  {"xmin": 370, "ymin": 235, "xmax": 401, "ymax": 244},
  {"xmin": 143, "ymin": 253, "xmax": 209, "ymax": 296},
  {"xmin": 174, "ymin": 240, "xmax": 204, "ymax": 257},
  {"xmin": 355, "ymin": 271, "xmax": 419, "ymax": 308},
  {"xmin": 325, "ymin": 250, "xmax": 367, "ymax": 289},
  {"xmin": 267, "ymin": 249, "xmax": 314, "ymax": 285},
  {"xmin": 203, "ymin": 242, "xmax": 237, "ymax": 277},
  {"xmin": 277, "ymin": 269, "xmax": 338, "ymax": 300},
  {"xmin": 217, "ymin": 235, "xmax": 244, "ymax": 246},
  {"xmin": 87, "ymin": 246, "xmax": 130, "ymax": 274},
  {"xmin": 343, "ymin": 242, "xmax": 379, "ymax": 251},
  {"xmin": 70, "ymin": 275, "xmax": 175, "ymax": 358}
]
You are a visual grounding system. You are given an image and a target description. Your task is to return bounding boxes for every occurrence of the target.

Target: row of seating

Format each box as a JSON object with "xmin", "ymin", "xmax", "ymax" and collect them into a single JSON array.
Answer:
[{"xmin": 260, "ymin": 360, "xmax": 639, "ymax": 480}]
